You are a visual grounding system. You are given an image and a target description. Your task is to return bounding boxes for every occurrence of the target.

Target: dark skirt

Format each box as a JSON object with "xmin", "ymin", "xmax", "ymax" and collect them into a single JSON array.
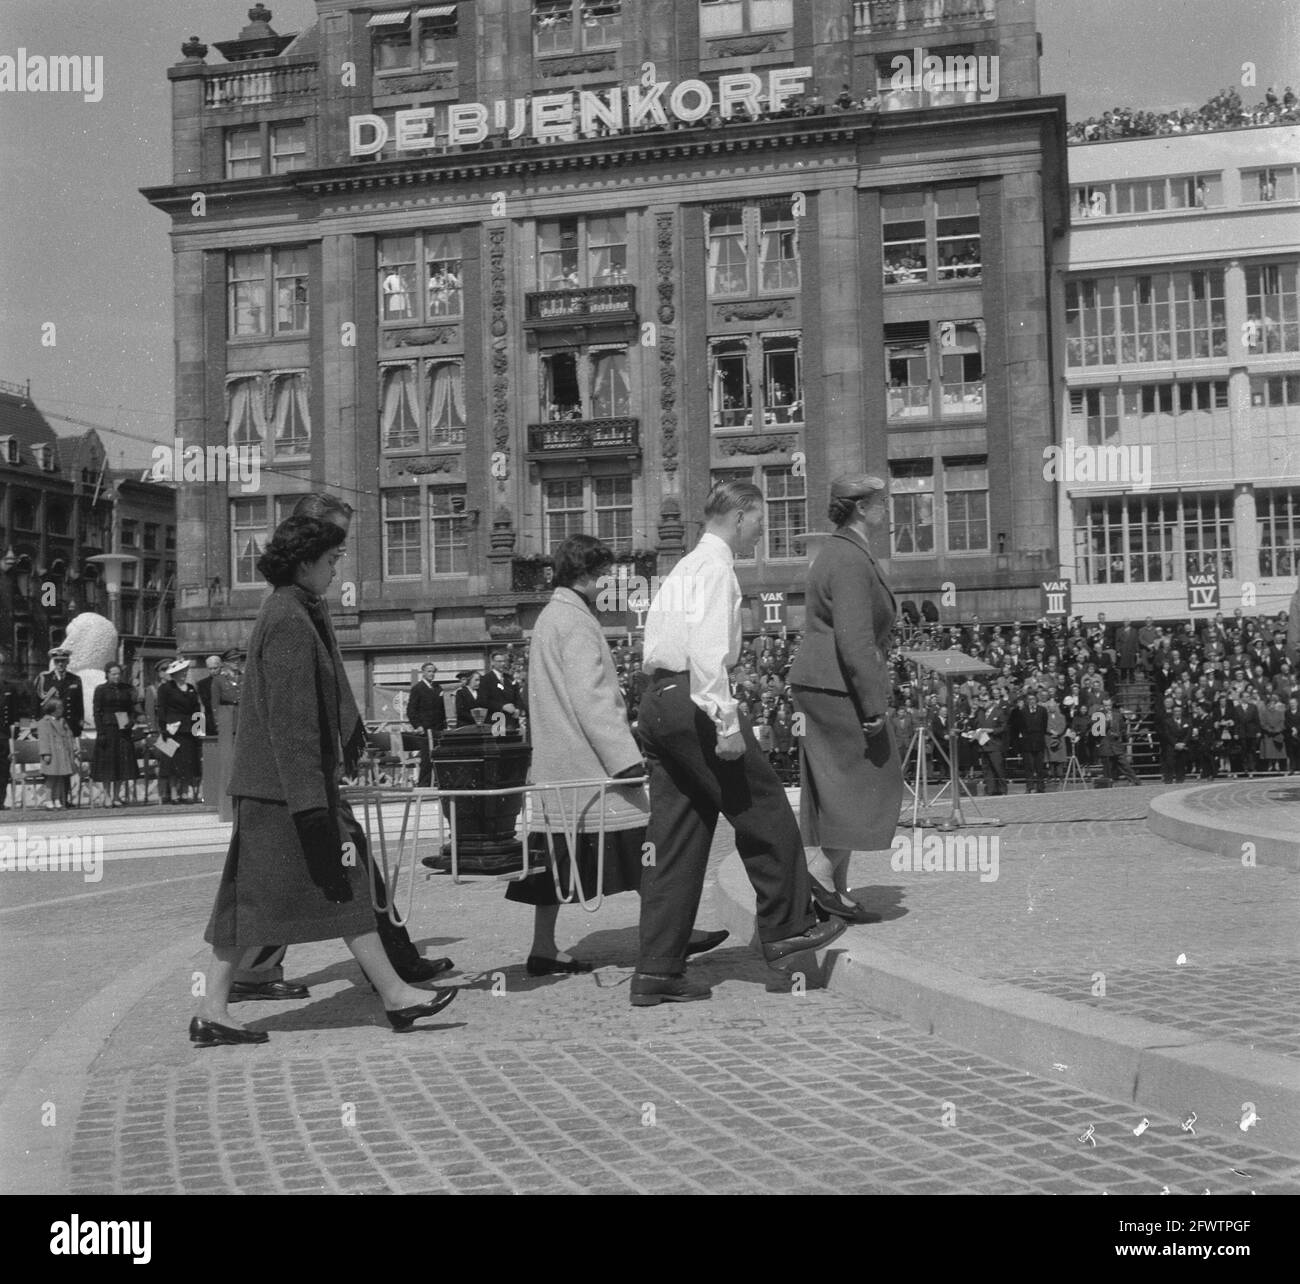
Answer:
[
  {"xmin": 505, "ymin": 827, "xmax": 644, "ymax": 907},
  {"xmin": 792, "ymin": 685, "xmax": 904, "ymax": 851},
  {"xmin": 205, "ymin": 796, "xmax": 375, "ymax": 947},
  {"xmin": 91, "ymin": 731, "xmax": 138, "ymax": 782},
  {"xmin": 159, "ymin": 733, "xmax": 200, "ymax": 781}
]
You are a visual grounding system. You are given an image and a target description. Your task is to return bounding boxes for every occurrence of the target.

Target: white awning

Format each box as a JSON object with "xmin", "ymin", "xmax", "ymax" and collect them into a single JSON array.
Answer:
[
  {"xmin": 367, "ymin": 10, "xmax": 411, "ymax": 28},
  {"xmin": 416, "ymin": 5, "xmax": 458, "ymax": 17}
]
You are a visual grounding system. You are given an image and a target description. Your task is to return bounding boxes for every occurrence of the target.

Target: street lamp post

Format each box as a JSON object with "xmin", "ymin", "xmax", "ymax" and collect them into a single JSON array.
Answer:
[{"xmin": 86, "ymin": 553, "xmax": 139, "ymax": 636}]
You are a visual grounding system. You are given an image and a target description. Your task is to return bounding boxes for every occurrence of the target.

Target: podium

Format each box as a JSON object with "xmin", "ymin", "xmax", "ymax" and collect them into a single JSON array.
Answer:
[{"xmin": 901, "ymin": 649, "xmax": 1002, "ymax": 829}]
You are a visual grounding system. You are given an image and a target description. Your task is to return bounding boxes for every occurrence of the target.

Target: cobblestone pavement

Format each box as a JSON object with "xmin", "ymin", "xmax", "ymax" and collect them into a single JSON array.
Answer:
[{"xmin": 4, "ymin": 787, "xmax": 1298, "ymax": 1194}]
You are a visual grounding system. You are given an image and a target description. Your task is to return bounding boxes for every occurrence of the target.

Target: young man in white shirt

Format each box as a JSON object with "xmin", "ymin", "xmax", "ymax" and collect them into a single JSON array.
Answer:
[{"xmin": 631, "ymin": 481, "xmax": 845, "ymax": 1005}]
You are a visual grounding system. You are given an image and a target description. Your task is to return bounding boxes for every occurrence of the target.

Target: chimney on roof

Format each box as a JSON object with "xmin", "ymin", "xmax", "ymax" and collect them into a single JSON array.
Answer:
[{"xmin": 213, "ymin": 4, "xmax": 295, "ymax": 62}]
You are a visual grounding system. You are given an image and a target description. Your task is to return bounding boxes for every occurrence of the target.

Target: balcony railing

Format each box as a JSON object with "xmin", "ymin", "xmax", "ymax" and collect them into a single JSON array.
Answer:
[
  {"xmin": 203, "ymin": 60, "xmax": 317, "ymax": 108},
  {"xmin": 524, "ymin": 284, "xmax": 636, "ymax": 324},
  {"xmin": 853, "ymin": 0, "xmax": 995, "ymax": 33},
  {"xmin": 526, "ymin": 417, "xmax": 639, "ymax": 457}
]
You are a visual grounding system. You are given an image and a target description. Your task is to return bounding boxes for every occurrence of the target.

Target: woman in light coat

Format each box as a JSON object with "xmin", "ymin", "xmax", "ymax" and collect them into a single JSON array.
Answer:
[{"xmin": 506, "ymin": 535, "xmax": 726, "ymax": 974}]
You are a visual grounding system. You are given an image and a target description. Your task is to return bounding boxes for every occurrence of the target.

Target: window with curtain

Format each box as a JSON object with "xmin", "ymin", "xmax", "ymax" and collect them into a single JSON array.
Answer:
[
  {"xmin": 426, "ymin": 231, "xmax": 463, "ymax": 317},
  {"xmin": 419, "ymin": 5, "xmax": 460, "ymax": 67},
  {"xmin": 758, "ymin": 206, "xmax": 799, "ymax": 291},
  {"xmin": 274, "ymin": 247, "xmax": 309, "ymax": 333},
  {"xmin": 586, "ymin": 215, "xmax": 628, "ymax": 285},
  {"xmin": 227, "ymin": 377, "xmax": 266, "ymax": 447},
  {"xmin": 938, "ymin": 320, "xmax": 984, "ymax": 415},
  {"xmin": 231, "ymin": 498, "xmax": 269, "ymax": 587},
  {"xmin": 886, "ymin": 325, "xmax": 932, "ymax": 420},
  {"xmin": 707, "ymin": 209, "xmax": 749, "ymax": 296},
  {"xmin": 544, "ymin": 478, "xmax": 586, "ymax": 552},
  {"xmin": 372, "ymin": 10, "xmax": 413, "ymax": 70},
  {"xmin": 534, "ymin": 0, "xmax": 575, "ymax": 54},
  {"xmin": 381, "ymin": 364, "xmax": 421, "ymax": 449},
  {"xmin": 763, "ymin": 466, "xmax": 806, "ymax": 560},
  {"xmin": 430, "ymin": 487, "xmax": 469, "ymax": 573},
  {"xmin": 761, "ymin": 335, "xmax": 802, "ymax": 424},
  {"xmin": 590, "ymin": 349, "xmax": 630, "ymax": 418},
  {"xmin": 426, "ymin": 360, "xmax": 467, "ymax": 445},
  {"xmin": 709, "ymin": 338, "xmax": 751, "ymax": 427},
  {"xmin": 270, "ymin": 373, "xmax": 311, "ymax": 457},
  {"xmin": 383, "ymin": 490, "xmax": 423, "ymax": 579},
  {"xmin": 540, "ymin": 351, "xmax": 583, "ymax": 420},
  {"xmin": 593, "ymin": 476, "xmax": 633, "ymax": 551},
  {"xmin": 380, "ymin": 230, "xmax": 462, "ymax": 323},
  {"xmin": 943, "ymin": 459, "xmax": 989, "ymax": 553},
  {"xmin": 228, "ymin": 253, "xmax": 267, "ymax": 337},
  {"xmin": 538, "ymin": 214, "xmax": 626, "ymax": 291},
  {"xmin": 890, "ymin": 461, "xmax": 935, "ymax": 555}
]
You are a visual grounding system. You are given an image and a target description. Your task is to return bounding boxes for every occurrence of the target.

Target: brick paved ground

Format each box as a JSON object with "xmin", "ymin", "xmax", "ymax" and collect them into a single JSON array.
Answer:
[{"xmin": 4, "ymin": 783, "xmax": 1297, "ymax": 1194}]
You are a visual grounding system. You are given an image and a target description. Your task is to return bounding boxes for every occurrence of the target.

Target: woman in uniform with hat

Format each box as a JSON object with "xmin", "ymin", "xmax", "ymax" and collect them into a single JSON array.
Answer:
[
  {"xmin": 156, "ymin": 658, "xmax": 202, "ymax": 803},
  {"xmin": 192, "ymin": 515, "xmax": 458, "ymax": 1046},
  {"xmin": 788, "ymin": 474, "xmax": 903, "ymax": 921}
]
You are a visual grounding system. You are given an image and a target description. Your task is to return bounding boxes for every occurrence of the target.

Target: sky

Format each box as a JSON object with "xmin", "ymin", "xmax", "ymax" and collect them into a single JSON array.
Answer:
[{"xmin": 0, "ymin": 0, "xmax": 1295, "ymax": 472}]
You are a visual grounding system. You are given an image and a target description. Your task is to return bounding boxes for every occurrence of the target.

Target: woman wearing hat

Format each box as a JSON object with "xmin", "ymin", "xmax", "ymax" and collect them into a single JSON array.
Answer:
[
  {"xmin": 156, "ymin": 658, "xmax": 202, "ymax": 803},
  {"xmin": 193, "ymin": 515, "xmax": 457, "ymax": 1046},
  {"xmin": 787, "ymin": 474, "xmax": 903, "ymax": 922}
]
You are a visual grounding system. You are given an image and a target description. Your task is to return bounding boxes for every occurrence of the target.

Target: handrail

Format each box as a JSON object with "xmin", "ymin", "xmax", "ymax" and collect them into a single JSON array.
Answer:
[{"xmin": 341, "ymin": 775, "xmax": 649, "ymax": 919}]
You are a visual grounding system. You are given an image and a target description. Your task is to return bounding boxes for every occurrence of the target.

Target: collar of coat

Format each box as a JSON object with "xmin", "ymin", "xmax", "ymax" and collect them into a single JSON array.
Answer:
[
  {"xmin": 831, "ymin": 528, "xmax": 897, "ymax": 611},
  {"xmin": 549, "ymin": 584, "xmax": 597, "ymax": 618}
]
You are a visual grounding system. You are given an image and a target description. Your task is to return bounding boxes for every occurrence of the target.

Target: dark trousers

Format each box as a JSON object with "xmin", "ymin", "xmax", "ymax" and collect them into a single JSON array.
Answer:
[
  {"xmin": 233, "ymin": 795, "xmax": 421, "ymax": 983},
  {"xmin": 634, "ymin": 674, "xmax": 813, "ymax": 975},
  {"xmin": 980, "ymin": 747, "xmax": 1007, "ymax": 794},
  {"xmin": 1021, "ymin": 747, "xmax": 1046, "ymax": 790},
  {"xmin": 1102, "ymin": 752, "xmax": 1140, "ymax": 784}
]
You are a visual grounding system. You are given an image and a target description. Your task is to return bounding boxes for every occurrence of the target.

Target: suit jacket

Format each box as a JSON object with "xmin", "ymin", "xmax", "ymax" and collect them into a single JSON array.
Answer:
[
  {"xmin": 1018, "ymin": 705, "xmax": 1048, "ymax": 751},
  {"xmin": 197, "ymin": 675, "xmax": 217, "ymax": 737},
  {"xmin": 1234, "ymin": 702, "xmax": 1261, "ymax": 741},
  {"xmin": 454, "ymin": 685, "xmax": 485, "ymax": 724},
  {"xmin": 1095, "ymin": 709, "xmax": 1129, "ymax": 755},
  {"xmin": 156, "ymin": 680, "xmax": 202, "ymax": 739},
  {"xmin": 227, "ymin": 584, "xmax": 351, "ymax": 815},
  {"xmin": 37, "ymin": 669, "xmax": 85, "ymax": 735},
  {"xmin": 975, "ymin": 704, "xmax": 1008, "ymax": 751},
  {"xmin": 787, "ymin": 528, "xmax": 895, "ymax": 717},
  {"xmin": 407, "ymin": 680, "xmax": 447, "ymax": 735},
  {"xmin": 479, "ymin": 668, "xmax": 523, "ymax": 721}
]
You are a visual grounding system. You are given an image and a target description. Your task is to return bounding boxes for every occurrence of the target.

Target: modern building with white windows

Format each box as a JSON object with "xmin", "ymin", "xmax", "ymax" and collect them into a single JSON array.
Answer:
[{"xmin": 1056, "ymin": 122, "xmax": 1300, "ymax": 620}]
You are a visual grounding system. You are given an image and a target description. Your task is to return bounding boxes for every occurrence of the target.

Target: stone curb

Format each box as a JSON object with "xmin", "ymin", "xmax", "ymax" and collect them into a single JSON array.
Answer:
[
  {"xmin": 1146, "ymin": 786, "xmax": 1300, "ymax": 871},
  {"xmin": 715, "ymin": 851, "xmax": 1300, "ymax": 1158}
]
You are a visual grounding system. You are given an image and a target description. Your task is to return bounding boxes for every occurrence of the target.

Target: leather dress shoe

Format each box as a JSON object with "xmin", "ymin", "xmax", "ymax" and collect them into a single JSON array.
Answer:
[
  {"xmin": 630, "ymin": 973, "xmax": 712, "ymax": 1006},
  {"xmin": 684, "ymin": 929, "xmax": 729, "ymax": 957},
  {"xmin": 386, "ymin": 986, "xmax": 458, "ymax": 1031},
  {"xmin": 189, "ymin": 1016, "xmax": 269, "ymax": 1046},
  {"xmin": 762, "ymin": 916, "xmax": 847, "ymax": 967},
  {"xmin": 396, "ymin": 957, "xmax": 454, "ymax": 983},
  {"xmin": 526, "ymin": 954, "xmax": 594, "ymax": 976},
  {"xmin": 228, "ymin": 980, "xmax": 310, "ymax": 1002}
]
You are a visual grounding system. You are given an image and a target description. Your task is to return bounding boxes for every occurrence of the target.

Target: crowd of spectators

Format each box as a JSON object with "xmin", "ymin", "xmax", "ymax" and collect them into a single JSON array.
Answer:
[
  {"xmin": 592, "ymin": 608, "xmax": 1300, "ymax": 793},
  {"xmin": 1068, "ymin": 84, "xmax": 1299, "ymax": 143}
]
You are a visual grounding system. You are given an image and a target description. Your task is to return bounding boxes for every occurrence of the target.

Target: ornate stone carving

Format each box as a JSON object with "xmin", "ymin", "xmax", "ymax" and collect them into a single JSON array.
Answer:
[
  {"xmin": 485, "ymin": 607, "xmax": 523, "ymax": 639},
  {"xmin": 716, "ymin": 300, "xmax": 792, "ymax": 322},
  {"xmin": 373, "ymin": 70, "xmax": 457, "ymax": 93},
  {"xmin": 382, "ymin": 325, "xmax": 460, "ymax": 349},
  {"xmin": 387, "ymin": 455, "xmax": 462, "ymax": 478},
  {"xmin": 710, "ymin": 36, "xmax": 777, "ymax": 57},
  {"xmin": 489, "ymin": 504, "xmax": 516, "ymax": 554},
  {"xmin": 717, "ymin": 434, "xmax": 796, "ymax": 456},
  {"xmin": 655, "ymin": 211, "xmax": 678, "ymax": 473},
  {"xmin": 535, "ymin": 54, "xmax": 616, "ymax": 78},
  {"xmin": 488, "ymin": 225, "xmax": 510, "ymax": 452}
]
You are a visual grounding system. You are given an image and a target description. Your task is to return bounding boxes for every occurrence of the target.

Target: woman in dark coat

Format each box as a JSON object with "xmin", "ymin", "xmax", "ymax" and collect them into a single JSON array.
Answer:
[
  {"xmin": 787, "ymin": 474, "xmax": 903, "ymax": 923},
  {"xmin": 91, "ymin": 662, "xmax": 139, "ymax": 806},
  {"xmin": 192, "ymin": 516, "xmax": 457, "ymax": 1046},
  {"xmin": 155, "ymin": 659, "xmax": 201, "ymax": 803}
]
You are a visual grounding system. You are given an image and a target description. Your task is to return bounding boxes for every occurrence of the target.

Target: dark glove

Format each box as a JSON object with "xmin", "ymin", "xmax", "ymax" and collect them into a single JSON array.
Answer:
[{"xmin": 293, "ymin": 807, "xmax": 351, "ymax": 904}]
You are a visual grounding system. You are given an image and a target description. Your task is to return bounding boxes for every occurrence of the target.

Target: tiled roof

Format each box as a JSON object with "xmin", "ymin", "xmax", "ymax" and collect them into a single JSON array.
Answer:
[{"xmin": 0, "ymin": 387, "xmax": 59, "ymax": 469}]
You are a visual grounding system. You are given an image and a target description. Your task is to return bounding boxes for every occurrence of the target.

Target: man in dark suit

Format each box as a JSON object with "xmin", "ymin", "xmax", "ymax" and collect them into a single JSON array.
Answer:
[
  {"xmin": 1096, "ymin": 698, "xmax": 1140, "ymax": 784},
  {"xmin": 480, "ymin": 650, "xmax": 523, "ymax": 730},
  {"xmin": 1017, "ymin": 692, "xmax": 1048, "ymax": 793},
  {"xmin": 974, "ymin": 694, "xmax": 1008, "ymax": 795},
  {"xmin": 407, "ymin": 662, "xmax": 446, "ymax": 787},
  {"xmin": 196, "ymin": 653, "xmax": 221, "ymax": 738},
  {"xmin": 36, "ymin": 647, "xmax": 84, "ymax": 736},
  {"xmin": 1155, "ymin": 695, "xmax": 1193, "ymax": 783},
  {"xmin": 1234, "ymin": 694, "xmax": 1261, "ymax": 775}
]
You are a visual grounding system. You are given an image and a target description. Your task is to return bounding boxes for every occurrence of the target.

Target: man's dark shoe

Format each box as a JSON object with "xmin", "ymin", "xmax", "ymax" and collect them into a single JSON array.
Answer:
[
  {"xmin": 684, "ymin": 929, "xmax": 729, "ymax": 957},
  {"xmin": 762, "ymin": 916, "xmax": 847, "ymax": 968},
  {"xmin": 630, "ymin": 973, "xmax": 712, "ymax": 1006},
  {"xmin": 228, "ymin": 980, "xmax": 310, "ymax": 1002}
]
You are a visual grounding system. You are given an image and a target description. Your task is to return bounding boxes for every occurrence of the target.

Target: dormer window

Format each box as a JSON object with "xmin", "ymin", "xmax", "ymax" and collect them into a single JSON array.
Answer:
[
  {"xmin": 32, "ymin": 443, "xmax": 56, "ymax": 472},
  {"xmin": 0, "ymin": 436, "xmax": 17, "ymax": 465}
]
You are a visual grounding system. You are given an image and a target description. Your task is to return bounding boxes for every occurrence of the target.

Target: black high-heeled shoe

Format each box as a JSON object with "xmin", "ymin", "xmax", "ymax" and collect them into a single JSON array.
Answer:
[
  {"xmin": 386, "ymin": 986, "xmax": 459, "ymax": 1031},
  {"xmin": 189, "ymin": 1016, "xmax": 269, "ymax": 1046},
  {"xmin": 810, "ymin": 880, "xmax": 881, "ymax": 925}
]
